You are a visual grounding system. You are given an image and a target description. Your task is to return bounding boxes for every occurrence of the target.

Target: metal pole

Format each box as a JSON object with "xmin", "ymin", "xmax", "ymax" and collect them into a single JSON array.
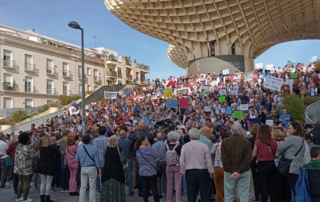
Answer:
[{"xmin": 81, "ymin": 28, "xmax": 86, "ymax": 133}]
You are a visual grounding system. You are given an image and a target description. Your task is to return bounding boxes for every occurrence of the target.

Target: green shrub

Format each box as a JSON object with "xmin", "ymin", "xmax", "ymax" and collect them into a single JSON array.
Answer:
[
  {"xmin": 12, "ymin": 110, "xmax": 27, "ymax": 123},
  {"xmin": 59, "ymin": 95, "xmax": 72, "ymax": 106},
  {"xmin": 38, "ymin": 105, "xmax": 49, "ymax": 113},
  {"xmin": 48, "ymin": 102, "xmax": 58, "ymax": 108},
  {"xmin": 283, "ymin": 93, "xmax": 306, "ymax": 122},
  {"xmin": 304, "ymin": 96, "xmax": 320, "ymax": 106},
  {"xmin": 26, "ymin": 112, "xmax": 38, "ymax": 119},
  {"xmin": 0, "ymin": 118, "xmax": 15, "ymax": 126},
  {"xmin": 71, "ymin": 94, "xmax": 82, "ymax": 101}
]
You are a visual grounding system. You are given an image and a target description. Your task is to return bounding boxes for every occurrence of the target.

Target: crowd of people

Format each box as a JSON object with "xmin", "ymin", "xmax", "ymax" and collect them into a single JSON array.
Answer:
[{"xmin": 0, "ymin": 61, "xmax": 320, "ymax": 202}]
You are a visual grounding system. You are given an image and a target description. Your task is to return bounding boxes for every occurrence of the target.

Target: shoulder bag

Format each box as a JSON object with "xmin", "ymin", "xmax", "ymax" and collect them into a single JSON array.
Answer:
[
  {"xmin": 277, "ymin": 138, "xmax": 304, "ymax": 176},
  {"xmin": 138, "ymin": 149, "xmax": 162, "ymax": 176},
  {"xmin": 117, "ymin": 147, "xmax": 128, "ymax": 169},
  {"xmin": 32, "ymin": 140, "xmax": 42, "ymax": 173}
]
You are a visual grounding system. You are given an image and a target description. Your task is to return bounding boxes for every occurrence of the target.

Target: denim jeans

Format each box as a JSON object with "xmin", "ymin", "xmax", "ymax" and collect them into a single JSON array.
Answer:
[
  {"xmin": 60, "ymin": 154, "xmax": 70, "ymax": 190},
  {"xmin": 96, "ymin": 175, "xmax": 100, "ymax": 191},
  {"xmin": 125, "ymin": 159, "xmax": 133, "ymax": 191},
  {"xmin": 182, "ymin": 176, "xmax": 187, "ymax": 193},
  {"xmin": 0, "ymin": 158, "xmax": 9, "ymax": 188}
]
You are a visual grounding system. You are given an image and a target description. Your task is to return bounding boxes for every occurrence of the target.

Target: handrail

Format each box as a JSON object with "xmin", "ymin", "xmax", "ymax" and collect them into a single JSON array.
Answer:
[{"xmin": 304, "ymin": 100, "xmax": 320, "ymax": 125}]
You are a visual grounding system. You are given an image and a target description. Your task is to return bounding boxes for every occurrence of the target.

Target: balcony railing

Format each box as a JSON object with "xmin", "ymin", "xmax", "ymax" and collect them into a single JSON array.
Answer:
[
  {"xmin": 78, "ymin": 74, "xmax": 87, "ymax": 80},
  {"xmin": 25, "ymin": 86, "xmax": 35, "ymax": 93},
  {"xmin": 94, "ymin": 76, "xmax": 101, "ymax": 82},
  {"xmin": 127, "ymin": 75, "xmax": 133, "ymax": 80},
  {"xmin": 24, "ymin": 63, "xmax": 36, "ymax": 72},
  {"xmin": 46, "ymin": 67, "xmax": 56, "ymax": 75},
  {"xmin": 118, "ymin": 73, "xmax": 122, "ymax": 78},
  {"xmin": 2, "ymin": 83, "xmax": 17, "ymax": 91},
  {"xmin": 46, "ymin": 88, "xmax": 56, "ymax": 95},
  {"xmin": 2, "ymin": 60, "xmax": 15, "ymax": 69},
  {"xmin": 107, "ymin": 71, "xmax": 117, "ymax": 77},
  {"xmin": 62, "ymin": 70, "xmax": 72, "ymax": 78}
]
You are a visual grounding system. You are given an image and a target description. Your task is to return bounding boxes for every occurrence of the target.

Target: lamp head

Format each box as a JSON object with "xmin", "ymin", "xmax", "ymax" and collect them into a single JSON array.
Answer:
[{"xmin": 68, "ymin": 21, "xmax": 81, "ymax": 30}]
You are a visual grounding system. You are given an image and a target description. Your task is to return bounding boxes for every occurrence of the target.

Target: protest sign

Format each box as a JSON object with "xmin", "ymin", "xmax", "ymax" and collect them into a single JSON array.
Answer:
[
  {"xmin": 290, "ymin": 73, "xmax": 298, "ymax": 78},
  {"xmin": 85, "ymin": 105, "xmax": 89, "ymax": 110},
  {"xmin": 104, "ymin": 91, "xmax": 117, "ymax": 99},
  {"xmin": 240, "ymin": 104, "xmax": 248, "ymax": 111},
  {"xmin": 266, "ymin": 64, "xmax": 274, "ymax": 70},
  {"xmin": 204, "ymin": 106, "xmax": 213, "ymax": 112},
  {"xmin": 222, "ymin": 69, "xmax": 229, "ymax": 75},
  {"xmin": 175, "ymin": 88, "xmax": 189, "ymax": 95},
  {"xmin": 218, "ymin": 96, "xmax": 226, "ymax": 102},
  {"xmin": 255, "ymin": 63, "xmax": 263, "ymax": 69},
  {"xmin": 226, "ymin": 106, "xmax": 232, "ymax": 115},
  {"xmin": 219, "ymin": 89, "xmax": 227, "ymax": 95},
  {"xmin": 151, "ymin": 95, "xmax": 158, "ymax": 100},
  {"xmin": 220, "ymin": 108, "xmax": 226, "ymax": 113},
  {"xmin": 230, "ymin": 89, "xmax": 238, "ymax": 95},
  {"xmin": 166, "ymin": 99, "xmax": 178, "ymax": 108},
  {"xmin": 233, "ymin": 111, "xmax": 243, "ymax": 119},
  {"xmin": 179, "ymin": 98, "xmax": 189, "ymax": 108},
  {"xmin": 264, "ymin": 75, "xmax": 283, "ymax": 91},
  {"xmin": 244, "ymin": 118, "xmax": 262, "ymax": 131},
  {"xmin": 200, "ymin": 85, "xmax": 212, "ymax": 92},
  {"xmin": 287, "ymin": 60, "xmax": 295, "ymax": 66},
  {"xmin": 164, "ymin": 89, "xmax": 173, "ymax": 98},
  {"xmin": 266, "ymin": 120, "xmax": 273, "ymax": 126},
  {"xmin": 310, "ymin": 56, "xmax": 318, "ymax": 63}
]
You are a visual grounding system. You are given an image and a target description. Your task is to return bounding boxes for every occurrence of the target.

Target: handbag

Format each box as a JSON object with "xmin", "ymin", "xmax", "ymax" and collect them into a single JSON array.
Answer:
[
  {"xmin": 117, "ymin": 147, "xmax": 128, "ymax": 169},
  {"xmin": 5, "ymin": 156, "xmax": 12, "ymax": 166},
  {"xmin": 139, "ymin": 150, "xmax": 162, "ymax": 176},
  {"xmin": 277, "ymin": 138, "xmax": 304, "ymax": 176}
]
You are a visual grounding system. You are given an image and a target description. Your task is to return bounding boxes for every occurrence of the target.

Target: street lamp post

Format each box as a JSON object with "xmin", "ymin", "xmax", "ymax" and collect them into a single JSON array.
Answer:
[{"xmin": 68, "ymin": 21, "xmax": 86, "ymax": 134}]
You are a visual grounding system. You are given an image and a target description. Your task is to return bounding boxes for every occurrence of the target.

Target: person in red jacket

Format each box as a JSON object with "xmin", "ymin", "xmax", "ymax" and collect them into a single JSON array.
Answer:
[{"xmin": 312, "ymin": 72, "xmax": 319, "ymax": 86}]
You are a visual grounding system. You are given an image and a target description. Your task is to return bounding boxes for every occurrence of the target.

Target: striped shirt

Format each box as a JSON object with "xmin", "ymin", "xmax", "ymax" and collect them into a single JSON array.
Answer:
[
  {"xmin": 136, "ymin": 146, "xmax": 159, "ymax": 176},
  {"xmin": 92, "ymin": 135, "xmax": 109, "ymax": 167},
  {"xmin": 211, "ymin": 142, "xmax": 223, "ymax": 168}
]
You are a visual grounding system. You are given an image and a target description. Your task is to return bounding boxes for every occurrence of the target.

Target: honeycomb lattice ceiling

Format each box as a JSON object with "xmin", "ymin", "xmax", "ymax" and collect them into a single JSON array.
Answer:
[{"xmin": 105, "ymin": 0, "xmax": 320, "ymax": 69}]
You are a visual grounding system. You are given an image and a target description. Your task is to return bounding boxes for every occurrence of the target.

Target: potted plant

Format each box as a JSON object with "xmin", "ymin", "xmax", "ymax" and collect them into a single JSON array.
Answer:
[{"xmin": 48, "ymin": 102, "xmax": 59, "ymax": 113}]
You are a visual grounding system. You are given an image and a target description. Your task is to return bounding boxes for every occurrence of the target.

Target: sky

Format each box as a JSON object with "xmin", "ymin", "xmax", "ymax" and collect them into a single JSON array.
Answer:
[{"xmin": 1, "ymin": 0, "xmax": 319, "ymax": 79}]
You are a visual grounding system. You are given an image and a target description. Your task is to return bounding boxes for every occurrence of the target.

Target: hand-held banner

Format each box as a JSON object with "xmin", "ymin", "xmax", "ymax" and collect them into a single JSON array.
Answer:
[
  {"xmin": 179, "ymin": 98, "xmax": 189, "ymax": 108},
  {"xmin": 244, "ymin": 118, "xmax": 261, "ymax": 131},
  {"xmin": 166, "ymin": 99, "xmax": 178, "ymax": 108},
  {"xmin": 104, "ymin": 91, "xmax": 117, "ymax": 99}
]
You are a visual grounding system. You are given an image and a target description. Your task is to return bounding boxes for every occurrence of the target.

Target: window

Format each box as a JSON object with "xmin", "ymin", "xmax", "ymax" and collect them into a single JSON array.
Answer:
[
  {"xmin": 78, "ymin": 66, "xmax": 82, "ymax": 78},
  {"xmin": 87, "ymin": 67, "xmax": 91, "ymax": 76},
  {"xmin": 3, "ymin": 50, "xmax": 13, "ymax": 67},
  {"xmin": 62, "ymin": 63, "xmax": 69, "ymax": 76},
  {"xmin": 63, "ymin": 82, "xmax": 69, "ymax": 95},
  {"xmin": 117, "ymin": 68, "xmax": 122, "ymax": 74},
  {"xmin": 88, "ymin": 85, "xmax": 92, "ymax": 91},
  {"xmin": 25, "ymin": 77, "xmax": 33, "ymax": 92},
  {"xmin": 46, "ymin": 59, "xmax": 53, "ymax": 73},
  {"xmin": 211, "ymin": 40, "xmax": 216, "ymax": 56},
  {"xmin": 46, "ymin": 80, "xmax": 53, "ymax": 94},
  {"xmin": 25, "ymin": 54, "xmax": 33, "ymax": 70},
  {"xmin": 94, "ymin": 86, "xmax": 99, "ymax": 91},
  {"xmin": 25, "ymin": 99, "xmax": 33, "ymax": 108},
  {"xmin": 3, "ymin": 73, "xmax": 12, "ymax": 86},
  {"xmin": 78, "ymin": 84, "xmax": 82, "ymax": 94},
  {"xmin": 3, "ymin": 97, "xmax": 12, "ymax": 108}
]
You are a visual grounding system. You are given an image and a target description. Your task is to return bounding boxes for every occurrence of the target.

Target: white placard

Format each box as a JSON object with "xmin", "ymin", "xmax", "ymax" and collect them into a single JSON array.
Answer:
[
  {"xmin": 266, "ymin": 120, "xmax": 273, "ymax": 126},
  {"xmin": 222, "ymin": 69, "xmax": 229, "ymax": 75},
  {"xmin": 200, "ymin": 85, "xmax": 212, "ymax": 92},
  {"xmin": 264, "ymin": 75, "xmax": 283, "ymax": 91},
  {"xmin": 104, "ymin": 91, "xmax": 117, "ymax": 99},
  {"xmin": 204, "ymin": 106, "xmax": 213, "ymax": 112},
  {"xmin": 221, "ymin": 108, "xmax": 226, "ymax": 113},
  {"xmin": 240, "ymin": 104, "xmax": 248, "ymax": 111},
  {"xmin": 219, "ymin": 89, "xmax": 227, "ymax": 95},
  {"xmin": 233, "ymin": 85, "xmax": 239, "ymax": 91},
  {"xmin": 230, "ymin": 89, "xmax": 238, "ymax": 95},
  {"xmin": 255, "ymin": 63, "xmax": 263, "ymax": 69},
  {"xmin": 266, "ymin": 64, "xmax": 274, "ymax": 70},
  {"xmin": 85, "ymin": 105, "xmax": 89, "ymax": 110}
]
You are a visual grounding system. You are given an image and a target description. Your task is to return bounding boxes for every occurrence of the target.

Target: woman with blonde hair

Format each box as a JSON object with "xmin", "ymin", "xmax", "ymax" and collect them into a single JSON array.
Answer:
[
  {"xmin": 38, "ymin": 135, "xmax": 60, "ymax": 202},
  {"xmin": 100, "ymin": 135, "xmax": 127, "ymax": 202}
]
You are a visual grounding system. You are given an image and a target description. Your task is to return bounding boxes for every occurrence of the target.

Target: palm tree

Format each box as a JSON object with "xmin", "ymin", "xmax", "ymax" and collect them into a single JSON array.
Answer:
[{"xmin": 124, "ymin": 56, "xmax": 132, "ymax": 65}]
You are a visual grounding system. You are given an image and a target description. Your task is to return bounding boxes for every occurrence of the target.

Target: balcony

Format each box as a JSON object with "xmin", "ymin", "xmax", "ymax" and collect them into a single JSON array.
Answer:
[
  {"xmin": 24, "ymin": 63, "xmax": 36, "ymax": 72},
  {"xmin": 2, "ymin": 60, "xmax": 15, "ymax": 69},
  {"xmin": 46, "ymin": 88, "xmax": 57, "ymax": 95},
  {"xmin": 127, "ymin": 75, "xmax": 133, "ymax": 80},
  {"xmin": 24, "ymin": 86, "xmax": 36, "ymax": 93},
  {"xmin": 62, "ymin": 70, "xmax": 72, "ymax": 78},
  {"xmin": 94, "ymin": 76, "xmax": 102, "ymax": 83},
  {"xmin": 2, "ymin": 83, "xmax": 17, "ymax": 91},
  {"xmin": 78, "ymin": 74, "xmax": 87, "ymax": 81},
  {"xmin": 118, "ymin": 73, "xmax": 122, "ymax": 78},
  {"xmin": 106, "ymin": 71, "xmax": 117, "ymax": 77},
  {"xmin": 46, "ymin": 67, "xmax": 57, "ymax": 76}
]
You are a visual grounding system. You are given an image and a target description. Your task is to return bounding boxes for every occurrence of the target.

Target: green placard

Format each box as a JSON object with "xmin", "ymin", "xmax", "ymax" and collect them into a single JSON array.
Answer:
[
  {"xmin": 233, "ymin": 111, "xmax": 243, "ymax": 119},
  {"xmin": 218, "ymin": 96, "xmax": 225, "ymax": 102},
  {"xmin": 291, "ymin": 73, "xmax": 298, "ymax": 78}
]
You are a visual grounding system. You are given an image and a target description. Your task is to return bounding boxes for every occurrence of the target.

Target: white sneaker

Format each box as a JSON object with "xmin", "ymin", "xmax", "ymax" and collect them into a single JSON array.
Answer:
[
  {"xmin": 22, "ymin": 198, "xmax": 33, "ymax": 202},
  {"xmin": 15, "ymin": 197, "xmax": 23, "ymax": 202}
]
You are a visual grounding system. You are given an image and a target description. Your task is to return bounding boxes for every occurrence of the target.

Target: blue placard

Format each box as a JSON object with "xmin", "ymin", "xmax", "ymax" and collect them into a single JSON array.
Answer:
[
  {"xmin": 158, "ymin": 88, "xmax": 164, "ymax": 94},
  {"xmin": 166, "ymin": 99, "xmax": 178, "ymax": 108},
  {"xmin": 244, "ymin": 118, "xmax": 262, "ymax": 131},
  {"xmin": 226, "ymin": 106, "xmax": 232, "ymax": 115}
]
